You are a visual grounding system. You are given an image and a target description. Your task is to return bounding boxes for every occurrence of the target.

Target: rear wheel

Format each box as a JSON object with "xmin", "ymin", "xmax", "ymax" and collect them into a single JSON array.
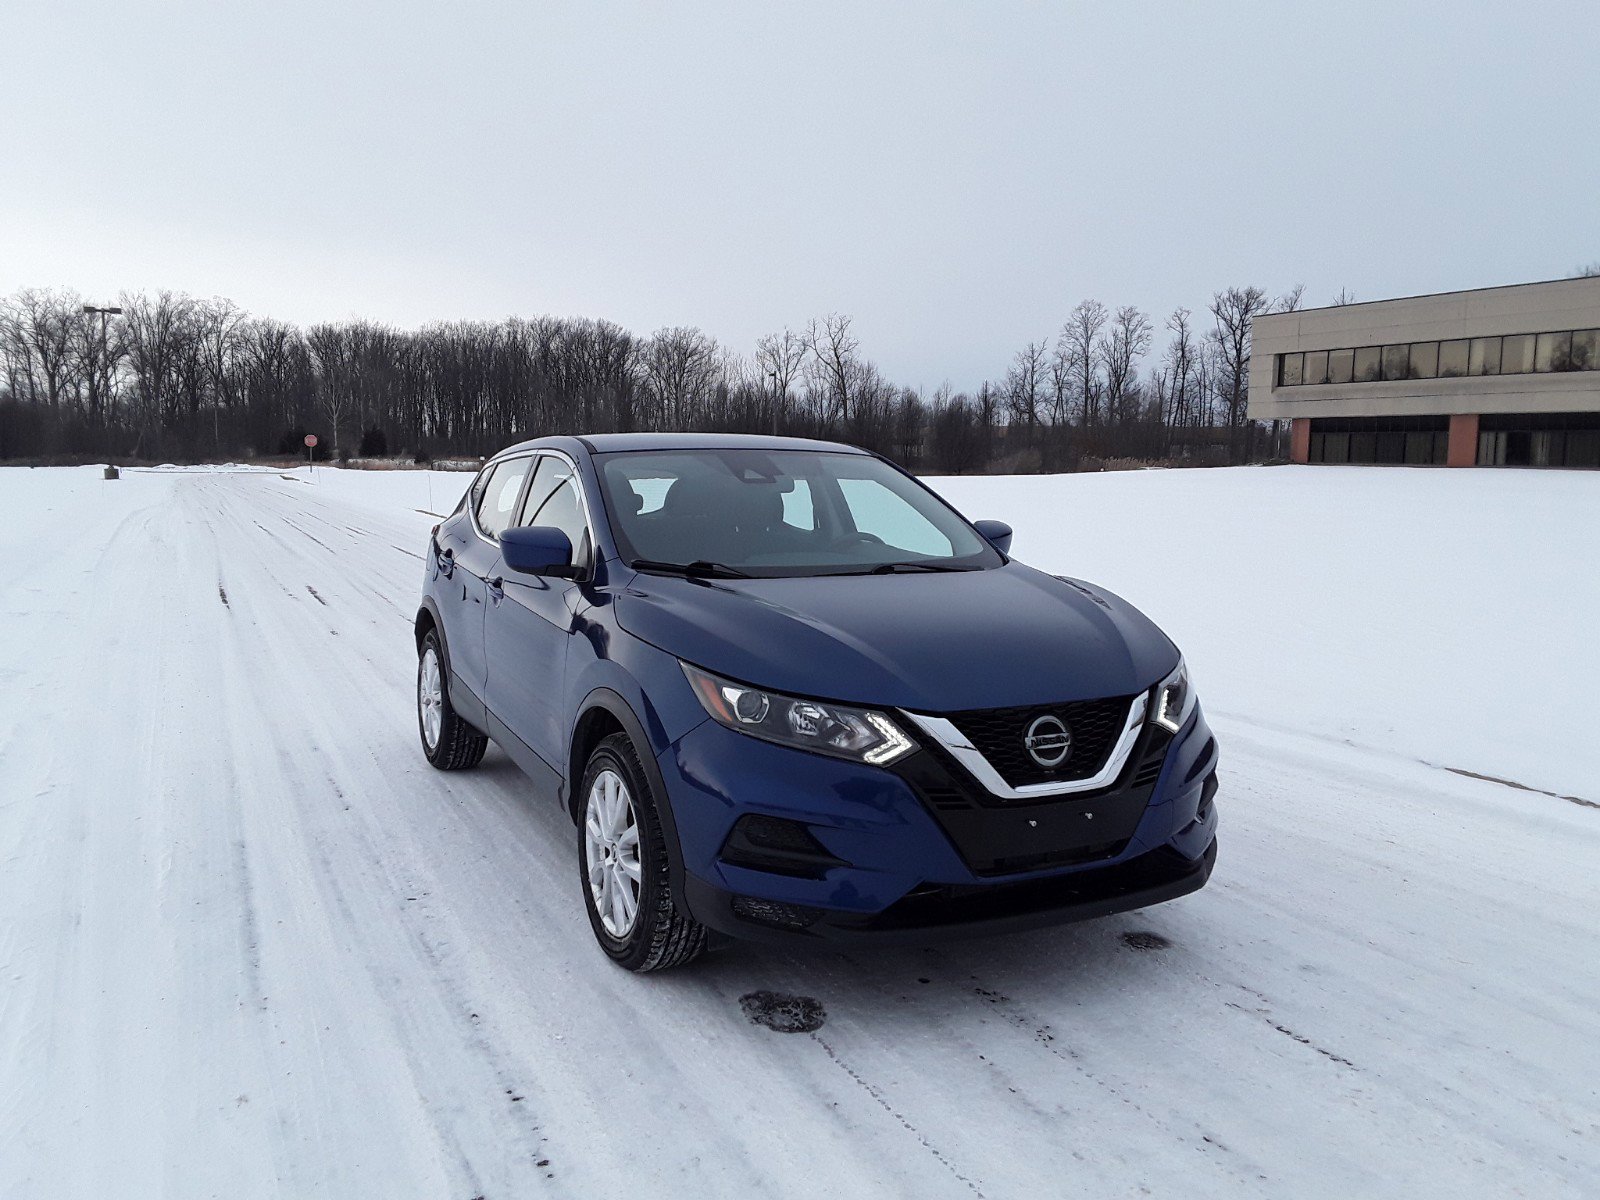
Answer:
[
  {"xmin": 417, "ymin": 630, "xmax": 487, "ymax": 770},
  {"xmin": 578, "ymin": 733, "xmax": 706, "ymax": 972}
]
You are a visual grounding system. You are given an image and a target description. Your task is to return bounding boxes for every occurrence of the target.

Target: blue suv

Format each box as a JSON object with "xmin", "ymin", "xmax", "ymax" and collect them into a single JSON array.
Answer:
[{"xmin": 416, "ymin": 434, "xmax": 1218, "ymax": 971}]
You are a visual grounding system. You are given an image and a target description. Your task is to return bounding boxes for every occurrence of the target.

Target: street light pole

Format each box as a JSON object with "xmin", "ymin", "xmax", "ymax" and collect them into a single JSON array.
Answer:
[{"xmin": 768, "ymin": 371, "xmax": 780, "ymax": 435}]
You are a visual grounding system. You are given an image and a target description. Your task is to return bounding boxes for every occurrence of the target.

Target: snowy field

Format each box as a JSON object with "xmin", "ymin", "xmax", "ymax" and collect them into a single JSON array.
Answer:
[{"xmin": 2, "ymin": 461, "xmax": 1596, "ymax": 1199}]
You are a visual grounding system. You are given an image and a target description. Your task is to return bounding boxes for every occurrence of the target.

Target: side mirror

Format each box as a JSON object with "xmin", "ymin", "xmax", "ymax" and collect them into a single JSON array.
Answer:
[
  {"xmin": 972, "ymin": 519, "xmax": 1013, "ymax": 555},
  {"xmin": 501, "ymin": 525, "xmax": 580, "ymax": 578}
]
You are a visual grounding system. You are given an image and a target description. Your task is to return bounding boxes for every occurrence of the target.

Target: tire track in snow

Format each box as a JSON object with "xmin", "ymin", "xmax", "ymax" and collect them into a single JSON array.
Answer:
[
  {"xmin": 838, "ymin": 947, "xmax": 1265, "ymax": 1187},
  {"xmin": 809, "ymin": 1031, "xmax": 987, "ymax": 1198},
  {"xmin": 207, "ymin": 481, "xmax": 538, "ymax": 1195},
  {"xmin": 208, "ymin": 482, "xmax": 561, "ymax": 1190}
]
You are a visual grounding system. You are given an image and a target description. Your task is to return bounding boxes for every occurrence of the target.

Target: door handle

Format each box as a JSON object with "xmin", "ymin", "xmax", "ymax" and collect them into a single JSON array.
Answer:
[{"xmin": 487, "ymin": 575, "xmax": 504, "ymax": 603}]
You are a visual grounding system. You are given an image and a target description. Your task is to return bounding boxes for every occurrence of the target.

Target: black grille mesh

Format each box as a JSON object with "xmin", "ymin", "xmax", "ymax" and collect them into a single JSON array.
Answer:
[{"xmin": 945, "ymin": 695, "xmax": 1135, "ymax": 787}]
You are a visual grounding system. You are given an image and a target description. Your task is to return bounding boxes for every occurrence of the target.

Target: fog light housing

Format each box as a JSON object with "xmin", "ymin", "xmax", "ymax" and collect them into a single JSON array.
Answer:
[{"xmin": 720, "ymin": 814, "xmax": 849, "ymax": 878}]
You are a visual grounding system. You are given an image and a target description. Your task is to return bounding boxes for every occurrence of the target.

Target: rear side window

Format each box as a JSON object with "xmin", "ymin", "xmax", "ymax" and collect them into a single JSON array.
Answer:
[{"xmin": 475, "ymin": 456, "xmax": 532, "ymax": 540}]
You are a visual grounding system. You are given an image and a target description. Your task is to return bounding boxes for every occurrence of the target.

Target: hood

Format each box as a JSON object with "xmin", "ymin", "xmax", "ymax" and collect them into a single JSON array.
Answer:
[{"xmin": 613, "ymin": 561, "xmax": 1178, "ymax": 713}]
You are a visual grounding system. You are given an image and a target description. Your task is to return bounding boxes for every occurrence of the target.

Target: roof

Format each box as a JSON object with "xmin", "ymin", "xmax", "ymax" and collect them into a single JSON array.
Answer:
[
  {"xmin": 1267, "ymin": 274, "xmax": 1600, "ymax": 319},
  {"xmin": 574, "ymin": 432, "xmax": 867, "ymax": 455}
]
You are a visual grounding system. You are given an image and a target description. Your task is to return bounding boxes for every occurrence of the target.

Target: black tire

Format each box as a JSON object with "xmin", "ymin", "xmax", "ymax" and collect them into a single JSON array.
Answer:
[
  {"xmin": 578, "ymin": 732, "xmax": 707, "ymax": 972},
  {"xmin": 417, "ymin": 630, "xmax": 488, "ymax": 770}
]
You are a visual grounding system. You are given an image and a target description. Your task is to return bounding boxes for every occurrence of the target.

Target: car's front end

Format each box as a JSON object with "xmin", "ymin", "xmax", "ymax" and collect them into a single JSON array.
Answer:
[
  {"xmin": 569, "ymin": 439, "xmax": 1222, "ymax": 948},
  {"xmin": 652, "ymin": 651, "xmax": 1218, "ymax": 943}
]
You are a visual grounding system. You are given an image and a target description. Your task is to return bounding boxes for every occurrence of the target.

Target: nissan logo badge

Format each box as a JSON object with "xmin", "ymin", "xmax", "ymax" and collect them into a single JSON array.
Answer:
[{"xmin": 1024, "ymin": 714, "xmax": 1072, "ymax": 768}]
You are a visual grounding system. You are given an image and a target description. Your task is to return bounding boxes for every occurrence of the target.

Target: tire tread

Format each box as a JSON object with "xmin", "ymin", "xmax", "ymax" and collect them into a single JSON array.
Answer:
[
  {"xmin": 420, "ymin": 632, "xmax": 488, "ymax": 770},
  {"xmin": 584, "ymin": 733, "xmax": 707, "ymax": 972}
]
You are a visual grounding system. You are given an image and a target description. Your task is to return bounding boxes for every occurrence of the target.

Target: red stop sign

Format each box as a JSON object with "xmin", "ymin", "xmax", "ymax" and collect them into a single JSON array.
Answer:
[{"xmin": 304, "ymin": 434, "xmax": 318, "ymax": 448}]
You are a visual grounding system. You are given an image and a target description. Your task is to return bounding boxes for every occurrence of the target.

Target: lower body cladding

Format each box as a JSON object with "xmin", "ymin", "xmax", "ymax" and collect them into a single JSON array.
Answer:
[{"xmin": 661, "ymin": 704, "xmax": 1219, "ymax": 944}]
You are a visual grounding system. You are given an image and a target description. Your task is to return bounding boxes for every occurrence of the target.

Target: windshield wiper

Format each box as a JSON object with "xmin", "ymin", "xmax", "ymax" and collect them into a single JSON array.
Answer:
[
  {"xmin": 822, "ymin": 561, "xmax": 977, "ymax": 576},
  {"xmin": 629, "ymin": 558, "xmax": 752, "ymax": 579}
]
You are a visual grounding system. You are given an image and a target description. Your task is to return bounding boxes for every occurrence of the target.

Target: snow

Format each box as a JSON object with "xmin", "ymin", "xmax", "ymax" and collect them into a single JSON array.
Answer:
[
  {"xmin": 928, "ymin": 465, "xmax": 1598, "ymax": 800},
  {"xmin": 1, "ymin": 462, "xmax": 1596, "ymax": 1199}
]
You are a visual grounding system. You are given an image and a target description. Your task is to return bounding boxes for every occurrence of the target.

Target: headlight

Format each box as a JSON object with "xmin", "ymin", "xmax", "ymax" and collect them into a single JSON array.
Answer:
[
  {"xmin": 681, "ymin": 662, "xmax": 915, "ymax": 766},
  {"xmin": 1152, "ymin": 658, "xmax": 1197, "ymax": 734}
]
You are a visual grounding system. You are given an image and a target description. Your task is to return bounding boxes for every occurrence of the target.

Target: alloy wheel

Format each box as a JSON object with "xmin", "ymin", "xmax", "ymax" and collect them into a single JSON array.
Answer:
[
  {"xmin": 419, "ymin": 646, "xmax": 443, "ymax": 750},
  {"xmin": 585, "ymin": 768, "xmax": 642, "ymax": 938}
]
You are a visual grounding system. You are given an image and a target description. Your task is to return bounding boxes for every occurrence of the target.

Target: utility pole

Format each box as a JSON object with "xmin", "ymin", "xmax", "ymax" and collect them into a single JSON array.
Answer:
[{"xmin": 82, "ymin": 304, "xmax": 122, "ymax": 445}]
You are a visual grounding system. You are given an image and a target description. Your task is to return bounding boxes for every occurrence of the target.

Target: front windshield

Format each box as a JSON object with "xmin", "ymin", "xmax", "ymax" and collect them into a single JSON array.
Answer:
[{"xmin": 596, "ymin": 448, "xmax": 1001, "ymax": 577}]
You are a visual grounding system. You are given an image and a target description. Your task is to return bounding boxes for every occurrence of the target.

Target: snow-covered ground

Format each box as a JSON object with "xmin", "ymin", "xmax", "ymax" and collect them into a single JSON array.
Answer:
[{"xmin": 1, "ymin": 462, "xmax": 1595, "ymax": 1199}]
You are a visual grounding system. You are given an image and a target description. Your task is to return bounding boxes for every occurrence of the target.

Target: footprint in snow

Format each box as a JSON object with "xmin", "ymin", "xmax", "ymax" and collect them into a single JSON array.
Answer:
[{"xmin": 740, "ymin": 990, "xmax": 827, "ymax": 1033}]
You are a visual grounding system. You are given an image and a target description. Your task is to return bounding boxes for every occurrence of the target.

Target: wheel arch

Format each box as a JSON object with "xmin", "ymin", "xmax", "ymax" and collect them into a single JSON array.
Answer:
[
  {"xmin": 568, "ymin": 687, "xmax": 690, "ymax": 913},
  {"xmin": 414, "ymin": 598, "xmax": 476, "ymax": 725},
  {"xmin": 415, "ymin": 598, "xmax": 444, "ymax": 657}
]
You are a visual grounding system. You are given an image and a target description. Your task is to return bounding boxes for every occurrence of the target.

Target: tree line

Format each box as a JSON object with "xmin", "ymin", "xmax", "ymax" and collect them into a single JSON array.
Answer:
[{"xmin": 0, "ymin": 283, "xmax": 1305, "ymax": 471}]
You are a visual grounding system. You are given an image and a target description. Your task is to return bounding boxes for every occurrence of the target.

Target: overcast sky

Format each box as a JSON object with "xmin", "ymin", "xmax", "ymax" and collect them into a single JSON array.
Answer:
[{"xmin": 4, "ymin": 1, "xmax": 1597, "ymax": 391}]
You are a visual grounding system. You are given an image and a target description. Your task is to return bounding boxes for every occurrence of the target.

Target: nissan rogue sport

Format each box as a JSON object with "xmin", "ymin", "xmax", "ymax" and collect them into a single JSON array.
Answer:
[{"xmin": 415, "ymin": 434, "xmax": 1218, "ymax": 971}]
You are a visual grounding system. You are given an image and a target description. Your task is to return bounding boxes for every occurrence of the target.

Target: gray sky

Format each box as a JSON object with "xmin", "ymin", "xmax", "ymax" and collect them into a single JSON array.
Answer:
[{"xmin": 4, "ymin": 0, "xmax": 1597, "ymax": 392}]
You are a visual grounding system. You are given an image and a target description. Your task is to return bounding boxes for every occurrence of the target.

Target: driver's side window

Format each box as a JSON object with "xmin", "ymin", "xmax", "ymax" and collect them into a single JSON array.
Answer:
[{"xmin": 517, "ymin": 456, "xmax": 593, "ymax": 571}]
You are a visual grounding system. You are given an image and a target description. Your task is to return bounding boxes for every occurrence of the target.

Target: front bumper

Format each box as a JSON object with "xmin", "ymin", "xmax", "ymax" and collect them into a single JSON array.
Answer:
[
  {"xmin": 685, "ymin": 838, "xmax": 1216, "ymax": 944},
  {"xmin": 658, "ymin": 701, "xmax": 1220, "ymax": 943}
]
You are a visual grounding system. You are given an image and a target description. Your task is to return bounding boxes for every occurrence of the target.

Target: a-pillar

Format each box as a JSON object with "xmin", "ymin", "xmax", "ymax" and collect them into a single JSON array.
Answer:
[{"xmin": 1447, "ymin": 413, "xmax": 1479, "ymax": 467}]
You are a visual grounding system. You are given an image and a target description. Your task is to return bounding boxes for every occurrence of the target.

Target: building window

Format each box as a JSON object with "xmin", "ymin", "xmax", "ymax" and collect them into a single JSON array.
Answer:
[
  {"xmin": 1534, "ymin": 330, "xmax": 1573, "ymax": 372},
  {"xmin": 1469, "ymin": 336, "xmax": 1502, "ymax": 375},
  {"xmin": 1408, "ymin": 341, "xmax": 1440, "ymax": 379},
  {"xmin": 1501, "ymin": 334, "xmax": 1535, "ymax": 374},
  {"xmin": 1381, "ymin": 345, "xmax": 1410, "ymax": 381},
  {"xmin": 1327, "ymin": 348, "xmax": 1355, "ymax": 384},
  {"xmin": 1477, "ymin": 412, "xmax": 1600, "ymax": 467},
  {"xmin": 1569, "ymin": 429, "xmax": 1600, "ymax": 467},
  {"xmin": 1307, "ymin": 416, "xmax": 1449, "ymax": 465},
  {"xmin": 1572, "ymin": 330, "xmax": 1599, "ymax": 371},
  {"xmin": 1278, "ymin": 327, "xmax": 1600, "ymax": 385}
]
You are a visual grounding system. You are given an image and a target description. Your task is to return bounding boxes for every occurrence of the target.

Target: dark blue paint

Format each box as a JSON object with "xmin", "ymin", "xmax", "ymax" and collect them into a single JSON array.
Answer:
[
  {"xmin": 971, "ymin": 518, "xmax": 1013, "ymax": 554},
  {"xmin": 500, "ymin": 525, "xmax": 575, "ymax": 575},
  {"xmin": 419, "ymin": 434, "xmax": 1217, "ymax": 943}
]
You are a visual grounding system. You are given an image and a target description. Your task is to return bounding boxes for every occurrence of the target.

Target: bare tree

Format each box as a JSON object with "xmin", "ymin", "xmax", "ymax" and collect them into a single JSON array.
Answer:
[
  {"xmin": 929, "ymin": 388, "xmax": 983, "ymax": 474},
  {"xmin": 1100, "ymin": 305, "xmax": 1152, "ymax": 427},
  {"xmin": 1003, "ymin": 339, "xmax": 1049, "ymax": 448},
  {"xmin": 306, "ymin": 323, "xmax": 356, "ymax": 456},
  {"xmin": 802, "ymin": 314, "xmax": 860, "ymax": 426},
  {"xmin": 641, "ymin": 327, "xmax": 720, "ymax": 430},
  {"xmin": 1057, "ymin": 300, "xmax": 1108, "ymax": 428},
  {"xmin": 120, "ymin": 290, "xmax": 196, "ymax": 453},
  {"xmin": 1208, "ymin": 285, "xmax": 1272, "ymax": 462},
  {"xmin": 754, "ymin": 327, "xmax": 807, "ymax": 434},
  {"xmin": 6, "ymin": 289, "xmax": 79, "ymax": 409}
]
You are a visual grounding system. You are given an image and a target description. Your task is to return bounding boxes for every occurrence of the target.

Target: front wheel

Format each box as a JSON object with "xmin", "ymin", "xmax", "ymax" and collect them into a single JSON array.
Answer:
[
  {"xmin": 417, "ymin": 630, "xmax": 488, "ymax": 770},
  {"xmin": 578, "ymin": 733, "xmax": 707, "ymax": 972}
]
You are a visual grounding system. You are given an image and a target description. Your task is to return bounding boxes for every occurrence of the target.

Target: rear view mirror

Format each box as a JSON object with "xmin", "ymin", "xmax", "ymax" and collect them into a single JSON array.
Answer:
[
  {"xmin": 501, "ymin": 525, "xmax": 580, "ymax": 577},
  {"xmin": 972, "ymin": 520, "xmax": 1013, "ymax": 555}
]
